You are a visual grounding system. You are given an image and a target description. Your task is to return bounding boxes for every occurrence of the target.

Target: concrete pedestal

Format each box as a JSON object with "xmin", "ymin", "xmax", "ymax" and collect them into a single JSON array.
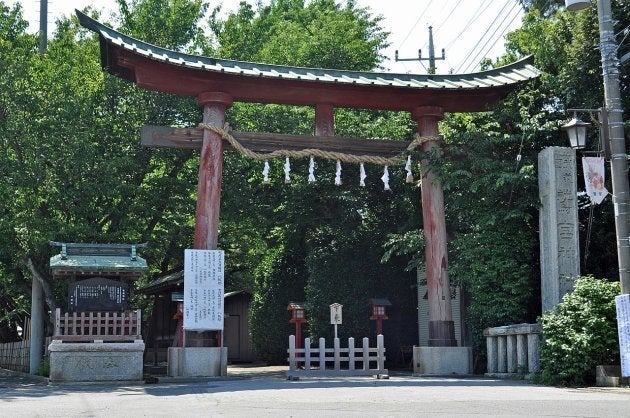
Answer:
[
  {"xmin": 49, "ymin": 340, "xmax": 145, "ymax": 383},
  {"xmin": 167, "ymin": 347, "xmax": 227, "ymax": 377},
  {"xmin": 596, "ymin": 365, "xmax": 622, "ymax": 387},
  {"xmin": 413, "ymin": 346, "xmax": 472, "ymax": 375}
]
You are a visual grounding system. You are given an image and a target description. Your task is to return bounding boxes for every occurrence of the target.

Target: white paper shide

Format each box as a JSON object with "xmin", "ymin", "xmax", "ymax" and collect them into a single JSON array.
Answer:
[{"xmin": 184, "ymin": 249, "xmax": 225, "ymax": 331}]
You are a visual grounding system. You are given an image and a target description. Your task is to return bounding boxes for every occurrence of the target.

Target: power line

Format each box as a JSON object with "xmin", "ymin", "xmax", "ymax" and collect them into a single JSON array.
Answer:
[
  {"xmin": 442, "ymin": 0, "xmax": 493, "ymax": 70},
  {"xmin": 460, "ymin": 2, "xmax": 521, "ymax": 73},
  {"xmin": 456, "ymin": 0, "xmax": 517, "ymax": 73},
  {"xmin": 464, "ymin": 3, "xmax": 519, "ymax": 72},
  {"xmin": 444, "ymin": 0, "xmax": 493, "ymax": 51},
  {"xmin": 418, "ymin": 0, "xmax": 453, "ymax": 52},
  {"xmin": 397, "ymin": 0, "xmax": 433, "ymax": 50},
  {"xmin": 455, "ymin": 0, "xmax": 512, "ymax": 73},
  {"xmin": 433, "ymin": 0, "xmax": 463, "ymax": 35}
]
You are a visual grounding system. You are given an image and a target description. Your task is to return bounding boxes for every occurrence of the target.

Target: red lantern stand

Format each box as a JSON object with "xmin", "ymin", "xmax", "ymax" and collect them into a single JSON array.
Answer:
[
  {"xmin": 369, "ymin": 298, "xmax": 392, "ymax": 336},
  {"xmin": 287, "ymin": 302, "xmax": 307, "ymax": 350}
]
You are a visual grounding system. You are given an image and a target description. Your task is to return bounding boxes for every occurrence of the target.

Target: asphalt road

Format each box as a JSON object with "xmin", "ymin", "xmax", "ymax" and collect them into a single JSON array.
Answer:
[{"xmin": 1, "ymin": 369, "xmax": 629, "ymax": 417}]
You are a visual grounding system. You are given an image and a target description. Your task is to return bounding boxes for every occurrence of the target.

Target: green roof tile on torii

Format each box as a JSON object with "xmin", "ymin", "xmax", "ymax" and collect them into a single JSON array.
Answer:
[{"xmin": 76, "ymin": 10, "xmax": 540, "ymax": 113}]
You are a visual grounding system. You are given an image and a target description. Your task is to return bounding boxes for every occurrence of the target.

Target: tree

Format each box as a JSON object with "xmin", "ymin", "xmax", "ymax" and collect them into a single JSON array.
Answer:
[
  {"xmin": 0, "ymin": 0, "xmax": 212, "ymax": 335},
  {"xmin": 0, "ymin": 1, "xmax": 42, "ymax": 340},
  {"xmin": 503, "ymin": 1, "xmax": 628, "ymax": 281}
]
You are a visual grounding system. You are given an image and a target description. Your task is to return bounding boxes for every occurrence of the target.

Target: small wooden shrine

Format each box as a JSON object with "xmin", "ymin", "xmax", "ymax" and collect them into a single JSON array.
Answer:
[{"xmin": 47, "ymin": 242, "xmax": 148, "ymax": 383}]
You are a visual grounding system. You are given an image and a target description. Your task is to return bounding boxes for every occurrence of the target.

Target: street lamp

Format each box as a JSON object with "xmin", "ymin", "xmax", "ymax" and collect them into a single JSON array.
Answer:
[
  {"xmin": 565, "ymin": 0, "xmax": 591, "ymax": 11},
  {"xmin": 561, "ymin": 113, "xmax": 590, "ymax": 149},
  {"xmin": 565, "ymin": 0, "xmax": 630, "ymax": 295},
  {"xmin": 562, "ymin": 108, "xmax": 611, "ymax": 156}
]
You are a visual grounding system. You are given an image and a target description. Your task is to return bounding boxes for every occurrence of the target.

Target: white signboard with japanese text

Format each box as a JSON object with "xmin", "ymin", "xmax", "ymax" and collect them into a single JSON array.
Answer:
[
  {"xmin": 183, "ymin": 249, "xmax": 224, "ymax": 331},
  {"xmin": 615, "ymin": 294, "xmax": 630, "ymax": 377},
  {"xmin": 330, "ymin": 303, "xmax": 343, "ymax": 325}
]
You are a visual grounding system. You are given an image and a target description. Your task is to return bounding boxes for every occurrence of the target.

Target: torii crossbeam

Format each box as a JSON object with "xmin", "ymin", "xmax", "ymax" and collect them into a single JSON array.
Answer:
[{"xmin": 78, "ymin": 10, "xmax": 539, "ymax": 348}]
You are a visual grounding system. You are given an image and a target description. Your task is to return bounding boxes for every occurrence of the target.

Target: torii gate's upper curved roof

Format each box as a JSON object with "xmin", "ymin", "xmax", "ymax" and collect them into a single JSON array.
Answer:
[{"xmin": 77, "ymin": 10, "xmax": 539, "ymax": 113}]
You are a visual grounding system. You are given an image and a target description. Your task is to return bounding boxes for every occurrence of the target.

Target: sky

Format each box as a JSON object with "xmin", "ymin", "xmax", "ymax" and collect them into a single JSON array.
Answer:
[{"xmin": 11, "ymin": 0, "xmax": 524, "ymax": 74}]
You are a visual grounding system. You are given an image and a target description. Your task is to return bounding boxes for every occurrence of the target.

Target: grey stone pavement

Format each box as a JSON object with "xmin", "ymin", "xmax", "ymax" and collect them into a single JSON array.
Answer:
[{"xmin": 2, "ymin": 366, "xmax": 630, "ymax": 417}]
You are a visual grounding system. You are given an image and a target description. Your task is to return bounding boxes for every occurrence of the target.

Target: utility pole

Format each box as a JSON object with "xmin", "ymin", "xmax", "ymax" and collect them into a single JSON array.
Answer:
[
  {"xmin": 39, "ymin": 0, "xmax": 47, "ymax": 55},
  {"xmin": 395, "ymin": 26, "xmax": 445, "ymax": 74},
  {"xmin": 595, "ymin": 0, "xmax": 630, "ymax": 294},
  {"xmin": 566, "ymin": 0, "xmax": 629, "ymax": 293}
]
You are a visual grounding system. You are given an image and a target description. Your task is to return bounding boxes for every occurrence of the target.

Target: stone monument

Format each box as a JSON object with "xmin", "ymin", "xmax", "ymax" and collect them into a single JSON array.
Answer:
[{"xmin": 538, "ymin": 147, "xmax": 580, "ymax": 312}]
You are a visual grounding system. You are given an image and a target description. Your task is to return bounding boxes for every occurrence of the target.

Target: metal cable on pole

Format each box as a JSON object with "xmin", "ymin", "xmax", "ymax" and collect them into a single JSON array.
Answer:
[
  {"xmin": 459, "ymin": 1, "xmax": 520, "ymax": 73},
  {"xmin": 595, "ymin": 0, "xmax": 630, "ymax": 294},
  {"xmin": 397, "ymin": 0, "xmax": 434, "ymax": 51},
  {"xmin": 39, "ymin": 0, "xmax": 47, "ymax": 55},
  {"xmin": 444, "ymin": 0, "xmax": 493, "ymax": 50},
  {"xmin": 456, "ymin": 0, "xmax": 513, "ymax": 73}
]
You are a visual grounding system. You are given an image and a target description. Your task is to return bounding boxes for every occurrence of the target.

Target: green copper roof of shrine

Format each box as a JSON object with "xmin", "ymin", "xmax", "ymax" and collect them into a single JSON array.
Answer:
[
  {"xmin": 49, "ymin": 242, "xmax": 148, "ymax": 279},
  {"xmin": 76, "ymin": 10, "xmax": 540, "ymax": 112}
]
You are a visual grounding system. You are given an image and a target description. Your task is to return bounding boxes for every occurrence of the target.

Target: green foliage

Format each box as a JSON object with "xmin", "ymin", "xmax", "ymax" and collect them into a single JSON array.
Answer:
[
  {"xmin": 0, "ymin": 0, "xmax": 212, "ymax": 333},
  {"xmin": 536, "ymin": 276, "xmax": 620, "ymax": 386},
  {"xmin": 36, "ymin": 357, "xmax": 50, "ymax": 377},
  {"xmin": 212, "ymin": 0, "xmax": 388, "ymax": 70},
  {"xmin": 305, "ymin": 224, "xmax": 417, "ymax": 351},
  {"xmin": 249, "ymin": 245, "xmax": 308, "ymax": 363},
  {"xmin": 502, "ymin": 2, "xmax": 628, "ymax": 281},
  {"xmin": 116, "ymin": 0, "xmax": 209, "ymax": 51},
  {"xmin": 438, "ymin": 117, "xmax": 540, "ymax": 367},
  {"xmin": 0, "ymin": 0, "xmax": 625, "ymax": 367}
]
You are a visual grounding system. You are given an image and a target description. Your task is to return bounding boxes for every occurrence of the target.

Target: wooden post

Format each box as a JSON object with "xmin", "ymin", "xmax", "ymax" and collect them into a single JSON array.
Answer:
[
  {"xmin": 288, "ymin": 335, "xmax": 296, "ymax": 371},
  {"xmin": 348, "ymin": 337, "xmax": 355, "ymax": 371},
  {"xmin": 194, "ymin": 92, "xmax": 233, "ymax": 251},
  {"xmin": 295, "ymin": 321, "xmax": 303, "ymax": 350},
  {"xmin": 333, "ymin": 337, "xmax": 340, "ymax": 371},
  {"xmin": 315, "ymin": 103, "xmax": 335, "ymax": 136},
  {"xmin": 412, "ymin": 106, "xmax": 456, "ymax": 347},
  {"xmin": 319, "ymin": 337, "xmax": 326, "ymax": 371},
  {"xmin": 193, "ymin": 92, "xmax": 232, "ymax": 349},
  {"xmin": 305, "ymin": 337, "xmax": 312, "ymax": 371},
  {"xmin": 376, "ymin": 319, "xmax": 383, "ymax": 336},
  {"xmin": 377, "ymin": 334, "xmax": 385, "ymax": 372}
]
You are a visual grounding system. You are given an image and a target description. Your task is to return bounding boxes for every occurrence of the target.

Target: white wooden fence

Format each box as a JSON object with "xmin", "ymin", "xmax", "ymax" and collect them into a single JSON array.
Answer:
[{"xmin": 287, "ymin": 334, "xmax": 387, "ymax": 378}]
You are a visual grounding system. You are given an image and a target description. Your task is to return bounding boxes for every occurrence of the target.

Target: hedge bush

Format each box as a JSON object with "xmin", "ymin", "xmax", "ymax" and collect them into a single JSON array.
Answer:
[
  {"xmin": 249, "ymin": 245, "xmax": 308, "ymax": 364},
  {"xmin": 536, "ymin": 276, "xmax": 620, "ymax": 386}
]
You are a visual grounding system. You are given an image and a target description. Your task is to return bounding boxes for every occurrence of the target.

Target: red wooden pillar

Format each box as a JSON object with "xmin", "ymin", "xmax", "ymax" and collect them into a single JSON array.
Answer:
[
  {"xmin": 412, "ymin": 106, "xmax": 457, "ymax": 347},
  {"xmin": 295, "ymin": 321, "xmax": 303, "ymax": 350},
  {"xmin": 194, "ymin": 92, "xmax": 233, "ymax": 251},
  {"xmin": 192, "ymin": 92, "xmax": 232, "ymax": 348},
  {"xmin": 315, "ymin": 103, "xmax": 335, "ymax": 136}
]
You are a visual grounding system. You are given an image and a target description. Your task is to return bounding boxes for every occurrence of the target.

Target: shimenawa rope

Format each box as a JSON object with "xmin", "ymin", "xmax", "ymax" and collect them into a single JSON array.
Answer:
[{"xmin": 198, "ymin": 123, "xmax": 439, "ymax": 166}]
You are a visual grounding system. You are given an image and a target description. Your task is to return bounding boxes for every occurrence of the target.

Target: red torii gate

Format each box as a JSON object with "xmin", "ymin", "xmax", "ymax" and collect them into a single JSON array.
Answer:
[{"xmin": 78, "ymin": 11, "xmax": 539, "ymax": 348}]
